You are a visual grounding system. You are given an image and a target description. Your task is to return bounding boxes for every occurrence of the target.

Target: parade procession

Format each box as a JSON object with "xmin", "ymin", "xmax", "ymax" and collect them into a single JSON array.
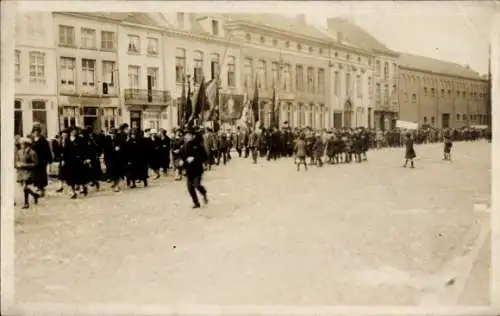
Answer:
[
  {"xmin": 7, "ymin": 4, "xmax": 495, "ymax": 310},
  {"xmin": 13, "ymin": 12, "xmax": 492, "ymax": 210}
]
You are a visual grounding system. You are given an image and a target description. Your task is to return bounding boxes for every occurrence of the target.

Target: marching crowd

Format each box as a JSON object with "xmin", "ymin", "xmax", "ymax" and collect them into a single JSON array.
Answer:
[{"xmin": 15, "ymin": 122, "xmax": 490, "ymax": 209}]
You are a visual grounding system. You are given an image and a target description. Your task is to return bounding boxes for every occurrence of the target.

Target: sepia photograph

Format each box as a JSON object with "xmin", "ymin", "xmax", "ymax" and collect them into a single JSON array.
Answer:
[{"xmin": 1, "ymin": 0, "xmax": 498, "ymax": 315}]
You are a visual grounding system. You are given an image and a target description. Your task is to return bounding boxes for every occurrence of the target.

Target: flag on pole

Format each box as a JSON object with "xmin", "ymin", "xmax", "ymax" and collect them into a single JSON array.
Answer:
[
  {"xmin": 194, "ymin": 78, "xmax": 207, "ymax": 124},
  {"xmin": 251, "ymin": 77, "xmax": 259, "ymax": 126},
  {"xmin": 184, "ymin": 80, "xmax": 193, "ymax": 127}
]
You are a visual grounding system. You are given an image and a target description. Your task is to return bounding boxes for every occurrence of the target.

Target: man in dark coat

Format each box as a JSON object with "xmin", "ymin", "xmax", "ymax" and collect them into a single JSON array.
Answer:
[
  {"xmin": 181, "ymin": 129, "xmax": 208, "ymax": 209},
  {"xmin": 31, "ymin": 124, "xmax": 53, "ymax": 197},
  {"xmin": 124, "ymin": 128, "xmax": 149, "ymax": 188},
  {"xmin": 104, "ymin": 128, "xmax": 126, "ymax": 192},
  {"xmin": 159, "ymin": 129, "xmax": 171, "ymax": 175}
]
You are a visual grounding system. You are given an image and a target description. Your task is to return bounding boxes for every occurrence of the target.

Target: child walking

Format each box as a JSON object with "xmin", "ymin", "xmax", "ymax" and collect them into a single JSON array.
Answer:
[{"xmin": 16, "ymin": 137, "xmax": 40, "ymax": 209}]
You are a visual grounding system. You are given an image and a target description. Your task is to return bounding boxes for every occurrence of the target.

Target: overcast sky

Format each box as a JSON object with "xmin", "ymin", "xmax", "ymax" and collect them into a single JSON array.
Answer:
[
  {"xmin": 282, "ymin": 1, "xmax": 494, "ymax": 75},
  {"xmin": 18, "ymin": 1, "xmax": 496, "ymax": 75}
]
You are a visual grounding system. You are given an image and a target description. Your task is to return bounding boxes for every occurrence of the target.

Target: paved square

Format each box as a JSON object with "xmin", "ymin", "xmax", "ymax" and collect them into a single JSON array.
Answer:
[{"xmin": 14, "ymin": 141, "xmax": 491, "ymax": 305}]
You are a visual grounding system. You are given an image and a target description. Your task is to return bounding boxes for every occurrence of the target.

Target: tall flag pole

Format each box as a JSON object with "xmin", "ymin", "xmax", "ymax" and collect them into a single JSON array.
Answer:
[
  {"xmin": 251, "ymin": 76, "xmax": 259, "ymax": 129},
  {"xmin": 185, "ymin": 77, "xmax": 193, "ymax": 127},
  {"xmin": 180, "ymin": 75, "xmax": 186, "ymax": 129}
]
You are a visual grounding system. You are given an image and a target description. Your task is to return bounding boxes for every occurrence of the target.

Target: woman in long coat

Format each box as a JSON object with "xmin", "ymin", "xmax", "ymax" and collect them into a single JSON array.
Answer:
[
  {"xmin": 159, "ymin": 129, "xmax": 171, "ymax": 175},
  {"xmin": 103, "ymin": 129, "xmax": 125, "ymax": 191},
  {"xmin": 31, "ymin": 125, "xmax": 53, "ymax": 197},
  {"xmin": 62, "ymin": 128, "xmax": 88, "ymax": 199},
  {"xmin": 403, "ymin": 132, "xmax": 416, "ymax": 168},
  {"xmin": 124, "ymin": 128, "xmax": 149, "ymax": 188},
  {"xmin": 16, "ymin": 138, "xmax": 40, "ymax": 209}
]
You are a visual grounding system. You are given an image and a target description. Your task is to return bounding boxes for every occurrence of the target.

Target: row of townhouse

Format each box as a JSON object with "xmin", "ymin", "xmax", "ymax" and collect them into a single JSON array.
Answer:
[{"xmin": 14, "ymin": 11, "xmax": 489, "ymax": 138}]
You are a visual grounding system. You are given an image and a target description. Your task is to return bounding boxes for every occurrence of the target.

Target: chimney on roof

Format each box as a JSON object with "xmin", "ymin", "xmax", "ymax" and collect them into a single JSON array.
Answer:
[
  {"xmin": 296, "ymin": 14, "xmax": 306, "ymax": 25},
  {"xmin": 327, "ymin": 17, "xmax": 336, "ymax": 32}
]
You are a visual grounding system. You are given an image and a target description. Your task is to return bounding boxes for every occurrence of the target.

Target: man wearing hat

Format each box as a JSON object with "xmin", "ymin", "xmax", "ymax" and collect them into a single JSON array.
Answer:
[
  {"xmin": 16, "ymin": 137, "xmax": 40, "ymax": 209},
  {"xmin": 180, "ymin": 128, "xmax": 208, "ymax": 209},
  {"xmin": 31, "ymin": 123, "xmax": 53, "ymax": 197}
]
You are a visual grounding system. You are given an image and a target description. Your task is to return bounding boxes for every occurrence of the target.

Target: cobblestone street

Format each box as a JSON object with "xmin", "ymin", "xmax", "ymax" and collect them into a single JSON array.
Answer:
[{"xmin": 14, "ymin": 141, "xmax": 491, "ymax": 306}]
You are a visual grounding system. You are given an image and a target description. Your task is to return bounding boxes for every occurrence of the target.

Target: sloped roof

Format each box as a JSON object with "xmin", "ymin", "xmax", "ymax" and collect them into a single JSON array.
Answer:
[
  {"xmin": 70, "ymin": 12, "xmax": 163, "ymax": 28},
  {"xmin": 222, "ymin": 13, "xmax": 332, "ymax": 41},
  {"xmin": 325, "ymin": 17, "xmax": 397, "ymax": 55},
  {"xmin": 398, "ymin": 52, "xmax": 484, "ymax": 80}
]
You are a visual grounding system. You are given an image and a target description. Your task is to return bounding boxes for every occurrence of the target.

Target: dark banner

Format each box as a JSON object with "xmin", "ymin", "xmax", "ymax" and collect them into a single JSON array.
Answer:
[{"xmin": 220, "ymin": 93, "xmax": 245, "ymax": 122}]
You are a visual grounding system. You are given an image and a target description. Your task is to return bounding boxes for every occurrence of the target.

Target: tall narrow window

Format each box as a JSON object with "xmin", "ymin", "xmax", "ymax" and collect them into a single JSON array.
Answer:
[
  {"xmin": 243, "ymin": 57, "xmax": 253, "ymax": 89},
  {"xmin": 101, "ymin": 31, "xmax": 115, "ymax": 50},
  {"xmin": 80, "ymin": 28, "xmax": 96, "ymax": 49},
  {"xmin": 334, "ymin": 72, "xmax": 340, "ymax": 96},
  {"xmin": 356, "ymin": 75, "xmax": 362, "ymax": 97},
  {"xmin": 317, "ymin": 68, "xmax": 325, "ymax": 93},
  {"xmin": 15, "ymin": 50, "xmax": 21, "ymax": 80},
  {"xmin": 296, "ymin": 65, "xmax": 304, "ymax": 91},
  {"xmin": 212, "ymin": 20, "xmax": 219, "ymax": 35},
  {"xmin": 345, "ymin": 72, "xmax": 351, "ymax": 96},
  {"xmin": 384, "ymin": 84, "xmax": 389, "ymax": 104},
  {"xmin": 307, "ymin": 67, "xmax": 314, "ymax": 93},
  {"xmin": 227, "ymin": 56, "xmax": 236, "ymax": 87},
  {"xmin": 81, "ymin": 59, "xmax": 95, "ymax": 87},
  {"xmin": 128, "ymin": 35, "xmax": 140, "ymax": 53},
  {"xmin": 193, "ymin": 50, "xmax": 204, "ymax": 84},
  {"xmin": 102, "ymin": 61, "xmax": 115, "ymax": 86},
  {"xmin": 257, "ymin": 60, "xmax": 266, "ymax": 89},
  {"xmin": 383, "ymin": 62, "xmax": 389, "ymax": 79},
  {"xmin": 60, "ymin": 57, "xmax": 76, "ymax": 86},
  {"xmin": 177, "ymin": 13, "xmax": 185, "ymax": 27},
  {"xmin": 375, "ymin": 60, "xmax": 381, "ymax": 75},
  {"xmin": 29, "ymin": 52, "xmax": 45, "ymax": 83},
  {"xmin": 147, "ymin": 67, "xmax": 159, "ymax": 89},
  {"xmin": 147, "ymin": 37, "xmax": 159, "ymax": 56},
  {"xmin": 376, "ymin": 83, "xmax": 381, "ymax": 101},
  {"xmin": 128, "ymin": 65, "xmax": 140, "ymax": 88},
  {"xmin": 282, "ymin": 64, "xmax": 291, "ymax": 92},
  {"xmin": 368, "ymin": 76, "xmax": 372, "ymax": 98},
  {"xmin": 59, "ymin": 25, "xmax": 75, "ymax": 46},
  {"xmin": 271, "ymin": 61, "xmax": 279, "ymax": 88},
  {"xmin": 210, "ymin": 53, "xmax": 220, "ymax": 80},
  {"xmin": 175, "ymin": 48, "xmax": 185, "ymax": 83}
]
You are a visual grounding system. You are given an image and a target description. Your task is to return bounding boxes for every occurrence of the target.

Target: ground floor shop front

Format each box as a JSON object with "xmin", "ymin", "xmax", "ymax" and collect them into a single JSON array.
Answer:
[
  {"xmin": 58, "ymin": 95, "xmax": 121, "ymax": 133},
  {"xmin": 121, "ymin": 104, "xmax": 172, "ymax": 132},
  {"xmin": 14, "ymin": 95, "xmax": 58, "ymax": 138}
]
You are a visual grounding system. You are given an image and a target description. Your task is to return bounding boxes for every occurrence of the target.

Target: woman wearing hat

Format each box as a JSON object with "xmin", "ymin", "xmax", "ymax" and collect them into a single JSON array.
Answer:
[
  {"xmin": 15, "ymin": 137, "xmax": 40, "ymax": 209},
  {"xmin": 31, "ymin": 124, "xmax": 53, "ymax": 197},
  {"xmin": 403, "ymin": 132, "xmax": 416, "ymax": 168}
]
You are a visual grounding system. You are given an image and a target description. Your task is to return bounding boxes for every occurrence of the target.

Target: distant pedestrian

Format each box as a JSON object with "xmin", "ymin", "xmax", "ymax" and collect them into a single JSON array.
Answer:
[
  {"xmin": 295, "ymin": 134, "xmax": 307, "ymax": 171},
  {"xmin": 443, "ymin": 135, "xmax": 453, "ymax": 161},
  {"xmin": 181, "ymin": 129, "xmax": 209, "ymax": 209},
  {"xmin": 403, "ymin": 132, "xmax": 416, "ymax": 168},
  {"xmin": 16, "ymin": 137, "xmax": 40, "ymax": 209}
]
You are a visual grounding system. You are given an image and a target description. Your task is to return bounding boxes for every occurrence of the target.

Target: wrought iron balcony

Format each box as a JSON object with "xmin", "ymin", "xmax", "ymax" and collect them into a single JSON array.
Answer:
[{"xmin": 124, "ymin": 89, "xmax": 171, "ymax": 105}]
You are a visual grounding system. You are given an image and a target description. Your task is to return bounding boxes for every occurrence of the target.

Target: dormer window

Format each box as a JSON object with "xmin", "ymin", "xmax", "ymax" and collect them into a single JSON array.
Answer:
[
  {"xmin": 297, "ymin": 43, "xmax": 302, "ymax": 50},
  {"xmin": 272, "ymin": 39, "xmax": 278, "ymax": 47},
  {"xmin": 212, "ymin": 20, "xmax": 219, "ymax": 36},
  {"xmin": 177, "ymin": 13, "xmax": 185, "ymax": 28},
  {"xmin": 245, "ymin": 33, "xmax": 251, "ymax": 41},
  {"xmin": 285, "ymin": 41, "xmax": 290, "ymax": 48},
  {"xmin": 260, "ymin": 36, "xmax": 265, "ymax": 43},
  {"xmin": 308, "ymin": 46, "xmax": 313, "ymax": 53}
]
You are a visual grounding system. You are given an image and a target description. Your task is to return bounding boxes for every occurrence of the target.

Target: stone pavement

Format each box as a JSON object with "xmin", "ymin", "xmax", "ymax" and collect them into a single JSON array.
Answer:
[{"xmin": 14, "ymin": 141, "xmax": 491, "ymax": 306}]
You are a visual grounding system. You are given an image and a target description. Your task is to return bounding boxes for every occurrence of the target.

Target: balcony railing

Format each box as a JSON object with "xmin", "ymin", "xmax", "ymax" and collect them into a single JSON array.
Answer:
[{"xmin": 124, "ymin": 89, "xmax": 171, "ymax": 105}]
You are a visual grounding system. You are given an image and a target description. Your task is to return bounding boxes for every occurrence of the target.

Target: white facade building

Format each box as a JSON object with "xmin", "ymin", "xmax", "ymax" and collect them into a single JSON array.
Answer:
[
  {"xmin": 15, "ymin": 12, "xmax": 58, "ymax": 137},
  {"xmin": 118, "ymin": 17, "xmax": 170, "ymax": 131},
  {"xmin": 53, "ymin": 12, "xmax": 121, "ymax": 132},
  {"xmin": 161, "ymin": 13, "xmax": 242, "ymax": 128}
]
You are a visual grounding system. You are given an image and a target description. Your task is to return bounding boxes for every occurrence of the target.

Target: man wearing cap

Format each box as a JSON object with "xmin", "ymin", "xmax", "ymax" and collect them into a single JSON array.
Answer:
[
  {"xmin": 180, "ymin": 129, "xmax": 208, "ymax": 209},
  {"xmin": 31, "ymin": 124, "xmax": 53, "ymax": 197}
]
